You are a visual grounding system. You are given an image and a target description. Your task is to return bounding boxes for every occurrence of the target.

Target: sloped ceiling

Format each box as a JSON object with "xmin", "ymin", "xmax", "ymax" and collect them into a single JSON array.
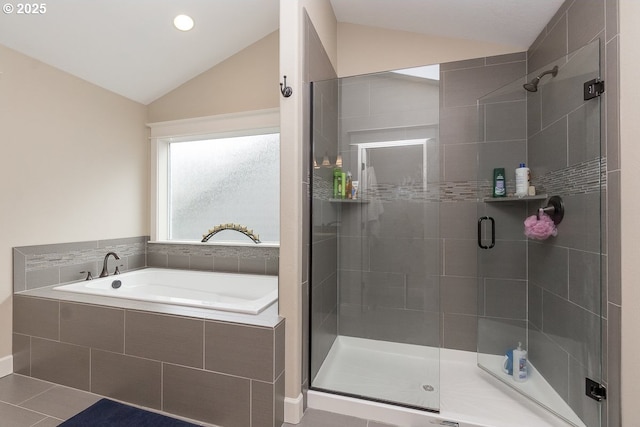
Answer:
[{"xmin": 0, "ymin": 0, "xmax": 563, "ymax": 104}]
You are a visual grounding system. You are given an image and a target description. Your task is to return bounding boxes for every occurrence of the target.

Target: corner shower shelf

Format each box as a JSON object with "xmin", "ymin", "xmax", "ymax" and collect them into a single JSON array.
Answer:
[{"xmin": 483, "ymin": 194, "xmax": 548, "ymax": 203}]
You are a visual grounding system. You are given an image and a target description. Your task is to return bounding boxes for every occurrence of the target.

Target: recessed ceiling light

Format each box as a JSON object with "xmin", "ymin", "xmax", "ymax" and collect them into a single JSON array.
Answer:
[{"xmin": 173, "ymin": 14, "xmax": 194, "ymax": 31}]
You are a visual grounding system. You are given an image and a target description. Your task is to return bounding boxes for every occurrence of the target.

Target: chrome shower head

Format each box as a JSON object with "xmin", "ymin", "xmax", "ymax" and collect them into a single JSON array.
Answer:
[{"xmin": 523, "ymin": 65, "xmax": 559, "ymax": 92}]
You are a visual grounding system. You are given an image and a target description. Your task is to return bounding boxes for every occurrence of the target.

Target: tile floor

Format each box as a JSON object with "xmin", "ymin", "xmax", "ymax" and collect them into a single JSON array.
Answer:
[
  {"xmin": 0, "ymin": 373, "xmax": 391, "ymax": 427},
  {"xmin": 0, "ymin": 374, "xmax": 101, "ymax": 426},
  {"xmin": 0, "ymin": 373, "xmax": 216, "ymax": 427}
]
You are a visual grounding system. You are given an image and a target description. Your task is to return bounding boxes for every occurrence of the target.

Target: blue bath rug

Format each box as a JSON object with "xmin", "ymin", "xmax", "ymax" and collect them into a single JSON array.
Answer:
[{"xmin": 59, "ymin": 398, "xmax": 202, "ymax": 427}]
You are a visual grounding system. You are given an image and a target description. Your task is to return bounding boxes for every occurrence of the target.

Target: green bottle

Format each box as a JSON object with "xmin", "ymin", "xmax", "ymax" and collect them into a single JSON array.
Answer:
[
  {"xmin": 333, "ymin": 168, "xmax": 342, "ymax": 199},
  {"xmin": 493, "ymin": 168, "xmax": 506, "ymax": 197}
]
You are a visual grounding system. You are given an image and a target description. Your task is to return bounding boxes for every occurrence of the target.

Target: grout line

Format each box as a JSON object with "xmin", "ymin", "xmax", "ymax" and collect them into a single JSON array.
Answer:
[
  {"xmin": 89, "ymin": 348, "xmax": 92, "ymax": 392},
  {"xmin": 30, "ymin": 416, "xmax": 65, "ymax": 427},
  {"xmin": 160, "ymin": 362, "xmax": 164, "ymax": 411},
  {"xmin": 202, "ymin": 320, "xmax": 206, "ymax": 370},
  {"xmin": 13, "ymin": 384, "xmax": 58, "ymax": 407},
  {"xmin": 1, "ymin": 400, "xmax": 55, "ymax": 423}
]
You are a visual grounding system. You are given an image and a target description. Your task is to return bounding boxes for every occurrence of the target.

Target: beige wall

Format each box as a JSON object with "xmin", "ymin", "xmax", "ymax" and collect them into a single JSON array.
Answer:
[
  {"xmin": 337, "ymin": 23, "xmax": 523, "ymax": 77},
  {"xmin": 301, "ymin": 0, "xmax": 338, "ymax": 70},
  {"xmin": 0, "ymin": 20, "xmax": 281, "ymax": 371},
  {"xmin": 148, "ymin": 31, "xmax": 280, "ymax": 123},
  {"xmin": 278, "ymin": 0, "xmax": 338, "ymax": 422},
  {"xmin": 279, "ymin": 1, "xmax": 307, "ymax": 422},
  {"xmin": 619, "ymin": 0, "xmax": 640, "ymax": 422},
  {"xmin": 0, "ymin": 45, "xmax": 149, "ymax": 359}
]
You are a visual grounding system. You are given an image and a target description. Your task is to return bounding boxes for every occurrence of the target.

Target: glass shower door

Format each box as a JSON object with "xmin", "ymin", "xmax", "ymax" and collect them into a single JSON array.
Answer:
[
  {"xmin": 309, "ymin": 67, "xmax": 441, "ymax": 412},
  {"xmin": 476, "ymin": 40, "xmax": 603, "ymax": 427}
]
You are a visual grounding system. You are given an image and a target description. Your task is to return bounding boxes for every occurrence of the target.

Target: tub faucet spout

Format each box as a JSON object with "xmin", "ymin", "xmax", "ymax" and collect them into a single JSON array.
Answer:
[
  {"xmin": 201, "ymin": 223, "xmax": 261, "ymax": 243},
  {"xmin": 100, "ymin": 252, "xmax": 120, "ymax": 277}
]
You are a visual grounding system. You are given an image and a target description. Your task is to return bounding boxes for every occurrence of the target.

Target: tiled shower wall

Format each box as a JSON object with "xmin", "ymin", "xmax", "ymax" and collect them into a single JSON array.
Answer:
[
  {"xmin": 335, "ymin": 72, "xmax": 441, "ymax": 347},
  {"xmin": 307, "ymin": 3, "xmax": 621, "ymax": 424},
  {"xmin": 440, "ymin": 53, "xmax": 528, "ymax": 352},
  {"xmin": 526, "ymin": 0, "xmax": 619, "ymax": 425},
  {"xmin": 309, "ymin": 77, "xmax": 339, "ymax": 383},
  {"xmin": 527, "ymin": 40, "xmax": 603, "ymax": 426},
  {"xmin": 310, "ymin": 53, "xmax": 533, "ymax": 354},
  {"xmin": 306, "ymin": 12, "xmax": 339, "ymax": 390}
]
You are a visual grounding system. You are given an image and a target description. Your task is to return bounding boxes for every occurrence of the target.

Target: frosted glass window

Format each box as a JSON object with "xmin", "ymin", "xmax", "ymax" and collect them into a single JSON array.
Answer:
[{"xmin": 169, "ymin": 133, "xmax": 279, "ymax": 243}]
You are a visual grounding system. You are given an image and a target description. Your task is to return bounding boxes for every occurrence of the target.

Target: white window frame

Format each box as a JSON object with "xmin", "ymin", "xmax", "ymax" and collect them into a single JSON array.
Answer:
[
  {"xmin": 147, "ymin": 108, "xmax": 280, "ymax": 243},
  {"xmin": 352, "ymin": 139, "xmax": 430, "ymax": 193}
]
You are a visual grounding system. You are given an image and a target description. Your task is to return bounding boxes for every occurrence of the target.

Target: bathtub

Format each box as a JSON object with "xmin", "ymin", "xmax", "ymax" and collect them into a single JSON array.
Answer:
[{"xmin": 53, "ymin": 268, "xmax": 278, "ymax": 315}]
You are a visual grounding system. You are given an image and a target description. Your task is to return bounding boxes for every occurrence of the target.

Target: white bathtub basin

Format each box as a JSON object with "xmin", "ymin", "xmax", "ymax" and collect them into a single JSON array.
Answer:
[{"xmin": 53, "ymin": 268, "xmax": 278, "ymax": 314}]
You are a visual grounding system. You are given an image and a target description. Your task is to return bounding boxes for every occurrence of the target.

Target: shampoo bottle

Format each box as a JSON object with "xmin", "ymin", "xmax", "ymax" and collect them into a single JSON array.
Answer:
[
  {"xmin": 512, "ymin": 341, "xmax": 528, "ymax": 382},
  {"xmin": 493, "ymin": 168, "xmax": 506, "ymax": 197},
  {"xmin": 515, "ymin": 163, "xmax": 530, "ymax": 197},
  {"xmin": 346, "ymin": 172, "xmax": 353, "ymax": 199},
  {"xmin": 333, "ymin": 168, "xmax": 342, "ymax": 199}
]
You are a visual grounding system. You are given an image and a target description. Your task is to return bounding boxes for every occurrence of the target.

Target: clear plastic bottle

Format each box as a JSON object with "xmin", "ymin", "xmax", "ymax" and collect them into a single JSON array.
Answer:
[{"xmin": 512, "ymin": 342, "xmax": 528, "ymax": 382}]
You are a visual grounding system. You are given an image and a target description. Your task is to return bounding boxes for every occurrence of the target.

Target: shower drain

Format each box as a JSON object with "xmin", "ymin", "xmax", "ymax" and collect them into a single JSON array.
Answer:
[{"xmin": 422, "ymin": 384, "xmax": 435, "ymax": 392}]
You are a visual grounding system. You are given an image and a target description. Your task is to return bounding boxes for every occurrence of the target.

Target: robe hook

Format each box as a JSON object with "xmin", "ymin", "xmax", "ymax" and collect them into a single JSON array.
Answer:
[{"xmin": 280, "ymin": 75, "xmax": 293, "ymax": 97}]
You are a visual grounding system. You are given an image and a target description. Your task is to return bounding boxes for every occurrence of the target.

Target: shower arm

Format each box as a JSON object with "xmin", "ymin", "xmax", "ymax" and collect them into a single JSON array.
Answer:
[
  {"xmin": 536, "ymin": 67, "xmax": 558, "ymax": 81},
  {"xmin": 524, "ymin": 65, "xmax": 559, "ymax": 92}
]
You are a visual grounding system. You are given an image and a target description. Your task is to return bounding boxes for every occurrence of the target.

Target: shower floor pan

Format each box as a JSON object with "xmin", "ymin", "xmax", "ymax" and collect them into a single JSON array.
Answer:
[
  {"xmin": 313, "ymin": 335, "xmax": 440, "ymax": 409},
  {"xmin": 311, "ymin": 336, "xmax": 585, "ymax": 427}
]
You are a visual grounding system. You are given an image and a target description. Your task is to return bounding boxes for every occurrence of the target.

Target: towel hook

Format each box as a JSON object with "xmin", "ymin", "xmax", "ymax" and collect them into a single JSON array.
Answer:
[
  {"xmin": 280, "ymin": 75, "xmax": 293, "ymax": 97},
  {"xmin": 537, "ymin": 195, "xmax": 565, "ymax": 225}
]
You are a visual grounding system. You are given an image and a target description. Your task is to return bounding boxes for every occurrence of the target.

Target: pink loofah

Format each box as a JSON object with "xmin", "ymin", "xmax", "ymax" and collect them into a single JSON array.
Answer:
[{"xmin": 524, "ymin": 212, "xmax": 558, "ymax": 240}]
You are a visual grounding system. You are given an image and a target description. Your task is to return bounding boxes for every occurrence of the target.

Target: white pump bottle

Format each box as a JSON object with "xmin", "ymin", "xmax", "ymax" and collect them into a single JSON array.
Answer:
[{"xmin": 515, "ymin": 163, "xmax": 530, "ymax": 197}]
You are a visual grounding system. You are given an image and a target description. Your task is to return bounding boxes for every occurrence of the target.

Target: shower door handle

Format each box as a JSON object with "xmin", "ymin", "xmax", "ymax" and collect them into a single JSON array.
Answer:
[{"xmin": 477, "ymin": 216, "xmax": 495, "ymax": 249}]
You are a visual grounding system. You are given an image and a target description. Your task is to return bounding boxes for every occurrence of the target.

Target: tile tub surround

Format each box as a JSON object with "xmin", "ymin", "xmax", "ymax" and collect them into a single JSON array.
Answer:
[
  {"xmin": 13, "ymin": 295, "xmax": 286, "ymax": 427},
  {"xmin": 13, "ymin": 237, "xmax": 280, "ymax": 293},
  {"xmin": 147, "ymin": 241, "xmax": 280, "ymax": 275},
  {"xmin": 13, "ymin": 236, "xmax": 149, "ymax": 293}
]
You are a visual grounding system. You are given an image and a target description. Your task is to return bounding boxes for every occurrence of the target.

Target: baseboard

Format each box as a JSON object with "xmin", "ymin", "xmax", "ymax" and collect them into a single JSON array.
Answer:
[
  {"xmin": 283, "ymin": 393, "xmax": 303, "ymax": 424},
  {"xmin": 0, "ymin": 355, "xmax": 13, "ymax": 377}
]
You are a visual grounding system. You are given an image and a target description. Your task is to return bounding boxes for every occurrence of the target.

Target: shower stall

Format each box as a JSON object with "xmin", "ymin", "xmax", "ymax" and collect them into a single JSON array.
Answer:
[
  {"xmin": 310, "ymin": 66, "xmax": 442, "ymax": 411},
  {"xmin": 309, "ymin": 39, "xmax": 604, "ymax": 427}
]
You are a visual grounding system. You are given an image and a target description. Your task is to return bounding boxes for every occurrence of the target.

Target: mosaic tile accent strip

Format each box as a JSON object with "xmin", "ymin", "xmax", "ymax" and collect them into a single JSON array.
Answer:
[
  {"xmin": 442, "ymin": 181, "xmax": 486, "ymax": 202},
  {"xmin": 312, "ymin": 173, "xmax": 334, "ymax": 200},
  {"xmin": 147, "ymin": 242, "xmax": 279, "ymax": 260},
  {"xmin": 532, "ymin": 157, "xmax": 606, "ymax": 196},
  {"xmin": 364, "ymin": 183, "xmax": 441, "ymax": 202},
  {"xmin": 147, "ymin": 242, "xmax": 279, "ymax": 275},
  {"xmin": 20, "ymin": 238, "xmax": 147, "ymax": 272},
  {"xmin": 13, "ymin": 236, "xmax": 149, "ymax": 292},
  {"xmin": 314, "ymin": 158, "xmax": 605, "ymax": 204}
]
